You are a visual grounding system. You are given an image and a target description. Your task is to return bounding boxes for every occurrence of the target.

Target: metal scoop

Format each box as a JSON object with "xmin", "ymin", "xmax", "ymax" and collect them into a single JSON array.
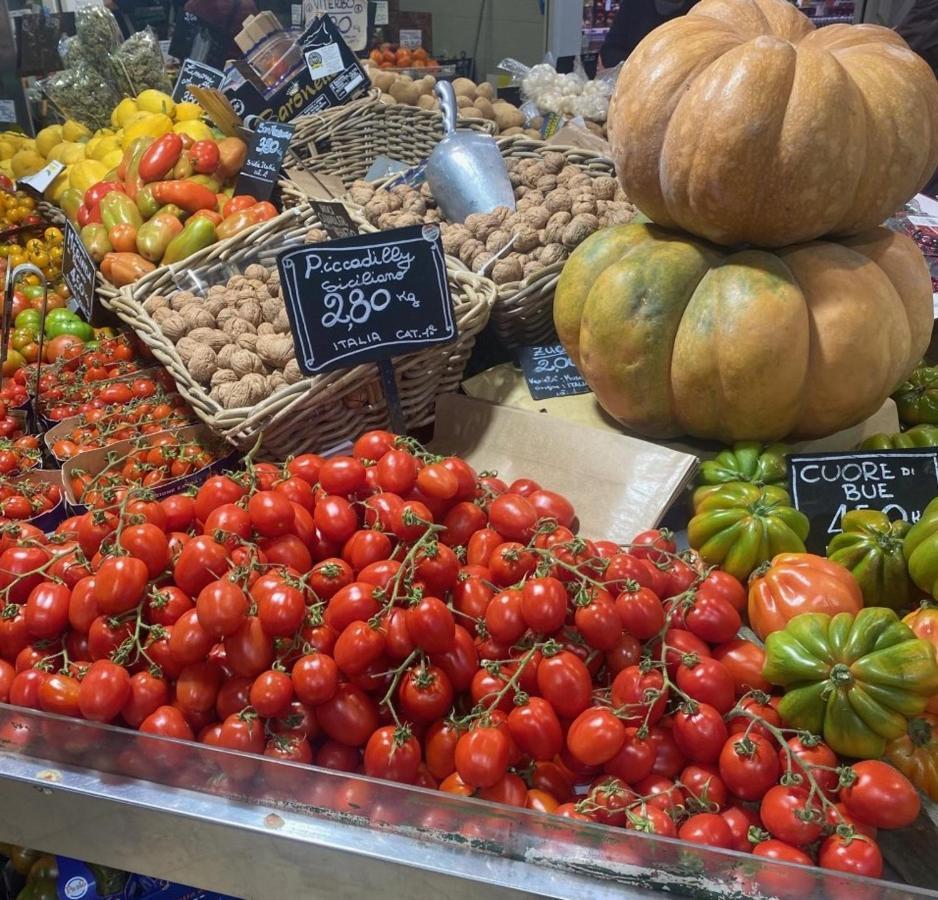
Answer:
[{"xmin": 425, "ymin": 81, "xmax": 516, "ymax": 224}]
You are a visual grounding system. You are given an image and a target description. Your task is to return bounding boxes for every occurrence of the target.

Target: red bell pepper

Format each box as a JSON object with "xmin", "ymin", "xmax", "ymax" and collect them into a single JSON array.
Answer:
[
  {"xmin": 139, "ymin": 134, "xmax": 184, "ymax": 184},
  {"xmin": 189, "ymin": 140, "xmax": 220, "ymax": 175},
  {"xmin": 149, "ymin": 180, "xmax": 218, "ymax": 214},
  {"xmin": 84, "ymin": 181, "xmax": 126, "ymax": 209}
]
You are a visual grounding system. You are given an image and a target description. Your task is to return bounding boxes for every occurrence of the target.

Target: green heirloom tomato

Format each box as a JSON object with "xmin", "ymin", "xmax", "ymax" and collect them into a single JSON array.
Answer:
[
  {"xmin": 859, "ymin": 424, "xmax": 938, "ymax": 450},
  {"xmin": 10, "ymin": 327, "xmax": 35, "ymax": 352},
  {"xmin": 47, "ymin": 318, "xmax": 93, "ymax": 341},
  {"xmin": 13, "ymin": 309, "xmax": 40, "ymax": 332},
  {"xmin": 904, "ymin": 497, "xmax": 938, "ymax": 597},
  {"xmin": 826, "ymin": 509, "xmax": 913, "ymax": 611},
  {"xmin": 19, "ymin": 285, "xmax": 45, "ymax": 301},
  {"xmin": 698, "ymin": 441, "xmax": 789, "ymax": 487},
  {"xmin": 764, "ymin": 608, "xmax": 938, "ymax": 759},
  {"xmin": 894, "ymin": 365, "xmax": 938, "ymax": 426},
  {"xmin": 688, "ymin": 483, "xmax": 808, "ymax": 581}
]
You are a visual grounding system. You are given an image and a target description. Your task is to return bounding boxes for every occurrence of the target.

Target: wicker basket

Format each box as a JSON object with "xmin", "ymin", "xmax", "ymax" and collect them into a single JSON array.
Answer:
[
  {"xmin": 280, "ymin": 90, "xmax": 495, "ymax": 205},
  {"xmin": 106, "ymin": 203, "xmax": 496, "ymax": 457},
  {"xmin": 365, "ymin": 135, "xmax": 623, "ymax": 350}
]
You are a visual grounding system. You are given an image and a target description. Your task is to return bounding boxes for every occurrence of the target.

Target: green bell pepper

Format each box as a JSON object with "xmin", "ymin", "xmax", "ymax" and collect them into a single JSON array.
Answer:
[
  {"xmin": 161, "ymin": 216, "xmax": 216, "ymax": 265},
  {"xmin": 764, "ymin": 608, "xmax": 938, "ymax": 758},
  {"xmin": 904, "ymin": 497, "xmax": 938, "ymax": 597},
  {"xmin": 688, "ymin": 483, "xmax": 808, "ymax": 581},
  {"xmin": 698, "ymin": 441, "xmax": 789, "ymax": 487},
  {"xmin": 826, "ymin": 509, "xmax": 913, "ymax": 611},
  {"xmin": 893, "ymin": 364, "xmax": 938, "ymax": 426},
  {"xmin": 135, "ymin": 185, "xmax": 161, "ymax": 220},
  {"xmin": 79, "ymin": 223, "xmax": 112, "ymax": 264},
  {"xmin": 859, "ymin": 424, "xmax": 938, "ymax": 450},
  {"xmin": 100, "ymin": 192, "xmax": 143, "ymax": 231}
]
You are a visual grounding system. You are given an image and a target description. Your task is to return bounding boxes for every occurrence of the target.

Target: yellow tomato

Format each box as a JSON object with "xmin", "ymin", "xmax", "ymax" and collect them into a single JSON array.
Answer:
[
  {"xmin": 44, "ymin": 227, "xmax": 63, "ymax": 245},
  {"xmin": 172, "ymin": 120, "xmax": 213, "ymax": 142}
]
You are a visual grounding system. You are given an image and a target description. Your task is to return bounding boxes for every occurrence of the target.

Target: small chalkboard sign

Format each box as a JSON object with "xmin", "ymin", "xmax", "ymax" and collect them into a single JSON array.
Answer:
[
  {"xmin": 235, "ymin": 120, "xmax": 295, "ymax": 202},
  {"xmin": 788, "ymin": 449, "xmax": 938, "ymax": 553},
  {"xmin": 172, "ymin": 59, "xmax": 225, "ymax": 104},
  {"xmin": 518, "ymin": 344, "xmax": 590, "ymax": 401},
  {"xmin": 62, "ymin": 221, "xmax": 96, "ymax": 320},
  {"xmin": 277, "ymin": 223, "xmax": 455, "ymax": 375},
  {"xmin": 311, "ymin": 200, "xmax": 359, "ymax": 240}
]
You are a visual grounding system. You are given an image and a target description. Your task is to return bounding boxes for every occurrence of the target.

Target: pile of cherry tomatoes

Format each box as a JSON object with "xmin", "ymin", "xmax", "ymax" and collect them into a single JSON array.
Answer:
[
  {"xmin": 0, "ymin": 476, "xmax": 61, "ymax": 522},
  {"xmin": 0, "ymin": 429, "xmax": 920, "ymax": 893},
  {"xmin": 49, "ymin": 392, "xmax": 195, "ymax": 461},
  {"xmin": 68, "ymin": 431, "xmax": 220, "ymax": 507}
]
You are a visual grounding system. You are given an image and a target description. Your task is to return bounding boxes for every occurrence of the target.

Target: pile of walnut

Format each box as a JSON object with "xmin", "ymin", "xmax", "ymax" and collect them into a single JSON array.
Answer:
[
  {"xmin": 140, "ymin": 227, "xmax": 327, "ymax": 409},
  {"xmin": 352, "ymin": 153, "xmax": 636, "ymax": 285},
  {"xmin": 365, "ymin": 69, "xmax": 542, "ymax": 138}
]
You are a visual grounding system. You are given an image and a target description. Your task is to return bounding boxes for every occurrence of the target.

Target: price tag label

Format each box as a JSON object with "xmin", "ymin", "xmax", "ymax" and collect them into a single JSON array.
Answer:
[
  {"xmin": 235, "ymin": 120, "xmax": 295, "ymax": 201},
  {"xmin": 399, "ymin": 28, "xmax": 421, "ymax": 49},
  {"xmin": 278, "ymin": 224, "xmax": 456, "ymax": 375},
  {"xmin": 518, "ymin": 344, "xmax": 590, "ymax": 400},
  {"xmin": 788, "ymin": 449, "xmax": 938, "ymax": 553},
  {"xmin": 62, "ymin": 221, "xmax": 96, "ymax": 320},
  {"xmin": 17, "ymin": 160, "xmax": 64, "ymax": 197},
  {"xmin": 172, "ymin": 59, "xmax": 225, "ymax": 104},
  {"xmin": 373, "ymin": 0, "xmax": 388, "ymax": 25},
  {"xmin": 310, "ymin": 200, "xmax": 359, "ymax": 239}
]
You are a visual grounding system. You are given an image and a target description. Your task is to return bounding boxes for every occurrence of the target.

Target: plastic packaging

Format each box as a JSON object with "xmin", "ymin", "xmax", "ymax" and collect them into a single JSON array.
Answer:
[
  {"xmin": 498, "ymin": 55, "xmax": 620, "ymax": 124},
  {"xmin": 111, "ymin": 28, "xmax": 174, "ymax": 96}
]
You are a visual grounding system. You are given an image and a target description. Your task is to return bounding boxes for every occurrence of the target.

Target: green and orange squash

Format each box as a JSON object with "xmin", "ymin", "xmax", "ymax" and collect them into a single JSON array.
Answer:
[{"xmin": 554, "ymin": 223, "xmax": 932, "ymax": 442}]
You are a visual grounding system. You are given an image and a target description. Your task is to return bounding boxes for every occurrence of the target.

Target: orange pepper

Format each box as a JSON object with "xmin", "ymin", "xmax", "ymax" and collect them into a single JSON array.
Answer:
[{"xmin": 108, "ymin": 223, "xmax": 138, "ymax": 253}]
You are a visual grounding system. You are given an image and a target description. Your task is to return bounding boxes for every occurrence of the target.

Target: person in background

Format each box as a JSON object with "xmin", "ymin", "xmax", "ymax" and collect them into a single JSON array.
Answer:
[
  {"xmin": 897, "ymin": 0, "xmax": 938, "ymax": 75},
  {"xmin": 106, "ymin": 0, "xmax": 135, "ymax": 39},
  {"xmin": 897, "ymin": 0, "xmax": 938, "ymax": 195},
  {"xmin": 599, "ymin": 0, "xmax": 699, "ymax": 70},
  {"xmin": 183, "ymin": 0, "xmax": 258, "ymax": 70}
]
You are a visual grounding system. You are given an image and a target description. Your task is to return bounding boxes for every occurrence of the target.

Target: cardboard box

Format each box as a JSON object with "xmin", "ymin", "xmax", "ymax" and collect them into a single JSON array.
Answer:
[
  {"xmin": 61, "ymin": 424, "xmax": 239, "ymax": 514},
  {"xmin": 462, "ymin": 363, "xmax": 902, "ymax": 459},
  {"xmin": 429, "ymin": 394, "xmax": 696, "ymax": 543}
]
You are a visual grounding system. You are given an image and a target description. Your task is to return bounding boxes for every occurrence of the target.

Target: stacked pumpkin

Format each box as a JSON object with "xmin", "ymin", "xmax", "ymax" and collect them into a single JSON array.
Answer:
[{"xmin": 554, "ymin": 0, "xmax": 938, "ymax": 442}]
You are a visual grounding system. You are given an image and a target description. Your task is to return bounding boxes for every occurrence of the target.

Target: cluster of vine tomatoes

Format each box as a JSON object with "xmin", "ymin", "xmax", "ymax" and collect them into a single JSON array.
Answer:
[
  {"xmin": 68, "ymin": 432, "xmax": 219, "ymax": 507},
  {"xmin": 0, "ymin": 429, "xmax": 919, "ymax": 892},
  {"xmin": 0, "ymin": 435, "xmax": 40, "ymax": 477},
  {"xmin": 0, "ymin": 477, "xmax": 60, "ymax": 523},
  {"xmin": 49, "ymin": 392, "xmax": 194, "ymax": 461}
]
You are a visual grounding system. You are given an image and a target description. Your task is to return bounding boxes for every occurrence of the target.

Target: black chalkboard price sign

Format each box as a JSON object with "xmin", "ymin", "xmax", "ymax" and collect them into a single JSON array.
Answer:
[
  {"xmin": 172, "ymin": 59, "xmax": 224, "ymax": 104},
  {"xmin": 518, "ymin": 343, "xmax": 589, "ymax": 401},
  {"xmin": 235, "ymin": 120, "xmax": 295, "ymax": 201},
  {"xmin": 277, "ymin": 224, "xmax": 455, "ymax": 375},
  {"xmin": 62, "ymin": 221, "xmax": 96, "ymax": 320},
  {"xmin": 788, "ymin": 449, "xmax": 938, "ymax": 553},
  {"xmin": 311, "ymin": 200, "xmax": 359, "ymax": 240}
]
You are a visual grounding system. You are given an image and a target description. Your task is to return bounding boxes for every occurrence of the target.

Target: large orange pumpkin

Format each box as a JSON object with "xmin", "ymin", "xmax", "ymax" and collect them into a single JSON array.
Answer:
[
  {"xmin": 608, "ymin": 0, "xmax": 938, "ymax": 247},
  {"xmin": 553, "ymin": 222, "xmax": 932, "ymax": 441}
]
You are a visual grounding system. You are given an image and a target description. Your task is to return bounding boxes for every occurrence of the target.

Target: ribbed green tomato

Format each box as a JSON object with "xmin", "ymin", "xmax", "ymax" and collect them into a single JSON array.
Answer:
[
  {"xmin": 859, "ymin": 424, "xmax": 938, "ymax": 450},
  {"xmin": 764, "ymin": 608, "xmax": 938, "ymax": 759},
  {"xmin": 698, "ymin": 441, "xmax": 788, "ymax": 487},
  {"xmin": 826, "ymin": 509, "xmax": 913, "ymax": 611},
  {"xmin": 688, "ymin": 483, "xmax": 808, "ymax": 581},
  {"xmin": 904, "ymin": 497, "xmax": 938, "ymax": 597},
  {"xmin": 894, "ymin": 365, "xmax": 938, "ymax": 426}
]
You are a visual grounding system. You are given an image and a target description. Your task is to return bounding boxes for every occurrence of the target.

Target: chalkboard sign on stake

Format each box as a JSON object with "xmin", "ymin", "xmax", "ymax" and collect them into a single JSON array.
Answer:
[
  {"xmin": 235, "ymin": 120, "xmax": 295, "ymax": 202},
  {"xmin": 518, "ymin": 344, "xmax": 590, "ymax": 401},
  {"xmin": 277, "ymin": 224, "xmax": 456, "ymax": 432},
  {"xmin": 788, "ymin": 449, "xmax": 938, "ymax": 553},
  {"xmin": 311, "ymin": 200, "xmax": 359, "ymax": 240},
  {"xmin": 172, "ymin": 59, "xmax": 225, "ymax": 104},
  {"xmin": 62, "ymin": 221, "xmax": 96, "ymax": 321}
]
